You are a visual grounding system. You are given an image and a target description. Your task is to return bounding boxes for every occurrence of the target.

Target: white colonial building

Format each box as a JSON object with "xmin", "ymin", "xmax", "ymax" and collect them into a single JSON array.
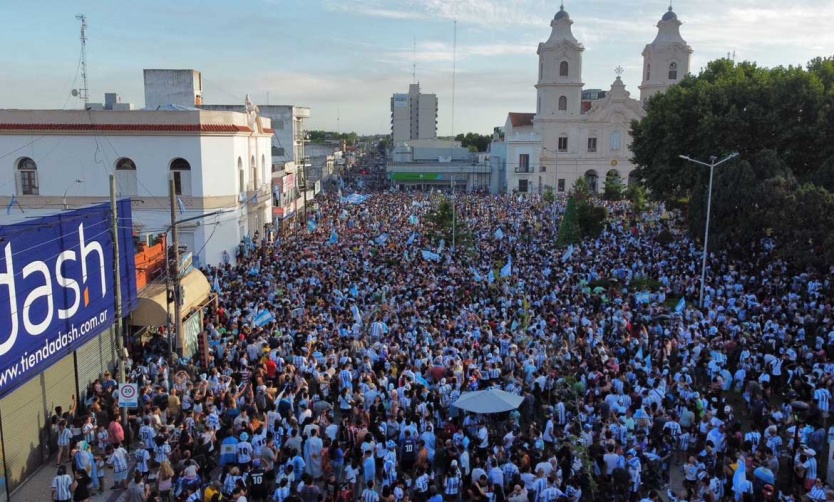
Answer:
[
  {"xmin": 0, "ymin": 105, "xmax": 273, "ymax": 267},
  {"xmin": 493, "ymin": 4, "xmax": 692, "ymax": 194}
]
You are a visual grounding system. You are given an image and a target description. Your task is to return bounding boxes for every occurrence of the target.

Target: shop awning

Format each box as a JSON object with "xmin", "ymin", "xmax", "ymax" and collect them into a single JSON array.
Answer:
[{"xmin": 129, "ymin": 269, "xmax": 211, "ymax": 326}]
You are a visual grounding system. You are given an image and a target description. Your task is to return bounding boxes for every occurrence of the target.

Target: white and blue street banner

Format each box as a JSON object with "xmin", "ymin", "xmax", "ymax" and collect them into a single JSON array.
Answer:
[{"xmin": 0, "ymin": 201, "xmax": 138, "ymax": 398}]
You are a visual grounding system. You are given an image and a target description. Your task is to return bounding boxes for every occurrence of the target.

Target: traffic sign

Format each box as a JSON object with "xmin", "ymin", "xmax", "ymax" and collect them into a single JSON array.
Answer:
[{"xmin": 119, "ymin": 383, "xmax": 138, "ymax": 408}]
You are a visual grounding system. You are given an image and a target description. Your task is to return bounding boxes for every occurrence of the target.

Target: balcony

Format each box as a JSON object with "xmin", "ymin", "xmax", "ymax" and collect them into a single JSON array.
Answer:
[
  {"xmin": 241, "ymin": 183, "xmax": 271, "ymax": 204},
  {"xmin": 514, "ymin": 166, "xmax": 537, "ymax": 174}
]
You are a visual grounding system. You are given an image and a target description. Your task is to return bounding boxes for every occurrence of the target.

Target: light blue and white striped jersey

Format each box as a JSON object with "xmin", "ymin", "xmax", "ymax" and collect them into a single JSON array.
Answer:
[{"xmin": 52, "ymin": 473, "xmax": 73, "ymax": 501}]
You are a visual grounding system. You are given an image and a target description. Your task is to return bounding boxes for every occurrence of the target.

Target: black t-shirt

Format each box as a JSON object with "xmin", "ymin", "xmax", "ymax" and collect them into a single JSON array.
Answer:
[
  {"xmin": 73, "ymin": 471, "xmax": 91, "ymax": 501},
  {"xmin": 400, "ymin": 438, "xmax": 417, "ymax": 461},
  {"xmin": 248, "ymin": 468, "xmax": 267, "ymax": 495}
]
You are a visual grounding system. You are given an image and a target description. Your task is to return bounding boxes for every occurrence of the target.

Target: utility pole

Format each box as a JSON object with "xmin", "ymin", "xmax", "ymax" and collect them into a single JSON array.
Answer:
[
  {"xmin": 302, "ymin": 160, "xmax": 308, "ymax": 224},
  {"xmin": 109, "ymin": 175, "xmax": 128, "ymax": 432},
  {"xmin": 451, "ymin": 177, "xmax": 456, "ymax": 252},
  {"xmin": 168, "ymin": 177, "xmax": 182, "ymax": 364}
]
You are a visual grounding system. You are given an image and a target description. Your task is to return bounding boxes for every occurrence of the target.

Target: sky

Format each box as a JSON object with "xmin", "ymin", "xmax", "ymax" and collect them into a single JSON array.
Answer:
[{"xmin": 1, "ymin": 0, "xmax": 832, "ymax": 135}]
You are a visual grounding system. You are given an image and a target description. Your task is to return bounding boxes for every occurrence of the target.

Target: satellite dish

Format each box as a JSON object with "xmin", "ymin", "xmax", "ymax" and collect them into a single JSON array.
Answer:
[{"xmin": 71, "ymin": 89, "xmax": 79, "ymax": 97}]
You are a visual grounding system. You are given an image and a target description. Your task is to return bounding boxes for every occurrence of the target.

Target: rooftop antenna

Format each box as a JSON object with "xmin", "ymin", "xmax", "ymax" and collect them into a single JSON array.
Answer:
[
  {"xmin": 74, "ymin": 14, "xmax": 90, "ymax": 108},
  {"xmin": 412, "ymin": 37, "xmax": 417, "ymax": 84}
]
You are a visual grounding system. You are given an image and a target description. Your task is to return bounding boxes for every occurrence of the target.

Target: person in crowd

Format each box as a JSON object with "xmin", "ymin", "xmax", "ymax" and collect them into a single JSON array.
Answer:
[{"xmin": 83, "ymin": 187, "xmax": 834, "ymax": 502}]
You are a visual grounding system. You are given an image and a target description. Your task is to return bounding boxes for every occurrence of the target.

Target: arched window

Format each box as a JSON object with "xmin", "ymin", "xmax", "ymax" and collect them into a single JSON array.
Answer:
[
  {"xmin": 115, "ymin": 158, "xmax": 137, "ymax": 196},
  {"xmin": 646, "ymin": 64, "xmax": 651, "ymax": 81},
  {"xmin": 668, "ymin": 62, "xmax": 678, "ymax": 80},
  {"xmin": 238, "ymin": 157, "xmax": 245, "ymax": 195},
  {"xmin": 250, "ymin": 155, "xmax": 258, "ymax": 189},
  {"xmin": 558, "ymin": 96, "xmax": 567, "ymax": 111},
  {"xmin": 610, "ymin": 130, "xmax": 621, "ymax": 151},
  {"xmin": 170, "ymin": 158, "xmax": 191, "ymax": 196},
  {"xmin": 17, "ymin": 157, "xmax": 38, "ymax": 195},
  {"xmin": 539, "ymin": 60, "xmax": 544, "ymax": 80},
  {"xmin": 559, "ymin": 61, "xmax": 569, "ymax": 77}
]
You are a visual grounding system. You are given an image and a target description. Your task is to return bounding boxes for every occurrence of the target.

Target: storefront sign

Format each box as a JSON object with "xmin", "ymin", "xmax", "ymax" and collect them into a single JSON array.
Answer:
[{"xmin": 0, "ymin": 201, "xmax": 137, "ymax": 398}]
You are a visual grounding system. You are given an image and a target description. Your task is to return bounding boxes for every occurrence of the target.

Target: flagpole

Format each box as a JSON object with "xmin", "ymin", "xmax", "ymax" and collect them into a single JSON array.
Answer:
[{"xmin": 451, "ymin": 177, "xmax": 456, "ymax": 252}]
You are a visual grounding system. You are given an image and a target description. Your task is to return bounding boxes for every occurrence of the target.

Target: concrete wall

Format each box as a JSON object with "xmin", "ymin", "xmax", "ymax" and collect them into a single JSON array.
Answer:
[{"xmin": 144, "ymin": 69, "xmax": 202, "ymax": 108}]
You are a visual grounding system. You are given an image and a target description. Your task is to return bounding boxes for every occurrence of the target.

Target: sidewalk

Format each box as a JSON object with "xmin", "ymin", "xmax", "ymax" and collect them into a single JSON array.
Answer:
[{"xmin": 12, "ymin": 456, "xmax": 132, "ymax": 502}]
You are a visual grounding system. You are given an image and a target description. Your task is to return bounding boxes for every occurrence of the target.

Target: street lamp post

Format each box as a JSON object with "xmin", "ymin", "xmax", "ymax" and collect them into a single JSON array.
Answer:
[
  {"xmin": 63, "ymin": 179, "xmax": 84, "ymax": 210},
  {"xmin": 678, "ymin": 153, "xmax": 739, "ymax": 308}
]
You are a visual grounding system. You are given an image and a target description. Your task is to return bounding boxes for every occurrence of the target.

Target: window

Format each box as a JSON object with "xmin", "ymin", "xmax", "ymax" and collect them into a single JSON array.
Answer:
[
  {"xmin": 610, "ymin": 130, "xmax": 621, "ymax": 151},
  {"xmin": 16, "ymin": 157, "xmax": 38, "ymax": 195},
  {"xmin": 558, "ymin": 136, "xmax": 568, "ymax": 152},
  {"xmin": 646, "ymin": 64, "xmax": 651, "ymax": 81},
  {"xmin": 537, "ymin": 97, "xmax": 541, "ymax": 114},
  {"xmin": 539, "ymin": 60, "xmax": 544, "ymax": 80},
  {"xmin": 558, "ymin": 96, "xmax": 567, "ymax": 111},
  {"xmin": 170, "ymin": 157, "xmax": 191, "ymax": 196},
  {"xmin": 238, "ymin": 157, "xmax": 245, "ymax": 195},
  {"xmin": 518, "ymin": 179, "xmax": 528, "ymax": 193},
  {"xmin": 558, "ymin": 179, "xmax": 566, "ymax": 192},
  {"xmin": 115, "ymin": 158, "xmax": 137, "ymax": 196},
  {"xmin": 540, "ymin": 165, "xmax": 546, "ymax": 172},
  {"xmin": 560, "ymin": 61, "xmax": 569, "ymax": 77},
  {"xmin": 250, "ymin": 156, "xmax": 258, "ymax": 189},
  {"xmin": 668, "ymin": 62, "xmax": 678, "ymax": 80},
  {"xmin": 518, "ymin": 154, "xmax": 530, "ymax": 172},
  {"xmin": 587, "ymin": 137, "xmax": 597, "ymax": 153},
  {"xmin": 272, "ymin": 146, "xmax": 286, "ymax": 157}
]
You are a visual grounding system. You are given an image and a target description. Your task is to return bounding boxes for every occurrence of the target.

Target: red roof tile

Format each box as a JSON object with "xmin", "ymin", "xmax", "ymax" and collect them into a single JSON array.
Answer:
[
  {"xmin": 0, "ymin": 123, "xmax": 254, "ymax": 133},
  {"xmin": 508, "ymin": 113, "xmax": 535, "ymax": 127}
]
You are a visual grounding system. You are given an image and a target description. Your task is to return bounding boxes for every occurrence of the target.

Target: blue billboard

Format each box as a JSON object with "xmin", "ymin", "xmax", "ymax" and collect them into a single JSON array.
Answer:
[{"xmin": 0, "ymin": 201, "xmax": 138, "ymax": 398}]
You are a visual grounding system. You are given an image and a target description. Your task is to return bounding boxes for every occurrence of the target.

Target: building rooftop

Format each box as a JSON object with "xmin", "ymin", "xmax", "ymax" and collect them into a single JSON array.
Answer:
[{"xmin": 508, "ymin": 112, "xmax": 536, "ymax": 127}]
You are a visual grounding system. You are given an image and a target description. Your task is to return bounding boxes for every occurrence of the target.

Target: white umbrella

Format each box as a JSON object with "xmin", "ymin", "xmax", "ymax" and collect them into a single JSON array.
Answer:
[{"xmin": 453, "ymin": 388, "xmax": 524, "ymax": 414}]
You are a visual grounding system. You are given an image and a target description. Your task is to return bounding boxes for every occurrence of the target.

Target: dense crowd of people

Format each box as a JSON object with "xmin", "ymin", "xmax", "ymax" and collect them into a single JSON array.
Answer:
[{"xmin": 52, "ymin": 188, "xmax": 834, "ymax": 502}]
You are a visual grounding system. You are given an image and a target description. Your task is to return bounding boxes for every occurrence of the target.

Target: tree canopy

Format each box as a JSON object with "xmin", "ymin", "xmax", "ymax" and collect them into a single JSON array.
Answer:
[
  {"xmin": 454, "ymin": 132, "xmax": 491, "ymax": 152},
  {"xmin": 631, "ymin": 56, "xmax": 834, "ymax": 268},
  {"xmin": 307, "ymin": 130, "xmax": 359, "ymax": 146},
  {"xmin": 424, "ymin": 197, "xmax": 472, "ymax": 251}
]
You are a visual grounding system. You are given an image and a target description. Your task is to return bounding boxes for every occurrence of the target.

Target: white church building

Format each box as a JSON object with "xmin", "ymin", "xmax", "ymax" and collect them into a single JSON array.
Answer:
[{"xmin": 492, "ymin": 4, "xmax": 692, "ymax": 194}]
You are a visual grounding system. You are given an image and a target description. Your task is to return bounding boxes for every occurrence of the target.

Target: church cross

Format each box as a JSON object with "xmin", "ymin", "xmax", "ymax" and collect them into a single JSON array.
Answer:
[{"xmin": 614, "ymin": 66, "xmax": 624, "ymax": 77}]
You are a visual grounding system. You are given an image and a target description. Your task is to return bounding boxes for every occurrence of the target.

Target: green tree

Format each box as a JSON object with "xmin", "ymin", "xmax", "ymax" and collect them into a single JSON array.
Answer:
[
  {"xmin": 307, "ymin": 130, "xmax": 360, "ymax": 146},
  {"xmin": 626, "ymin": 183, "xmax": 648, "ymax": 213},
  {"xmin": 542, "ymin": 187, "xmax": 556, "ymax": 204},
  {"xmin": 570, "ymin": 177, "xmax": 591, "ymax": 202},
  {"xmin": 454, "ymin": 132, "xmax": 492, "ymax": 152},
  {"xmin": 776, "ymin": 184, "xmax": 834, "ymax": 268},
  {"xmin": 805, "ymin": 156, "xmax": 834, "ymax": 192},
  {"xmin": 557, "ymin": 197, "xmax": 582, "ymax": 246},
  {"xmin": 632, "ymin": 58, "xmax": 833, "ymax": 201},
  {"xmin": 603, "ymin": 172, "xmax": 624, "ymax": 200},
  {"xmin": 424, "ymin": 198, "xmax": 472, "ymax": 251},
  {"xmin": 631, "ymin": 56, "xmax": 834, "ymax": 266},
  {"xmin": 577, "ymin": 202, "xmax": 608, "ymax": 238}
]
